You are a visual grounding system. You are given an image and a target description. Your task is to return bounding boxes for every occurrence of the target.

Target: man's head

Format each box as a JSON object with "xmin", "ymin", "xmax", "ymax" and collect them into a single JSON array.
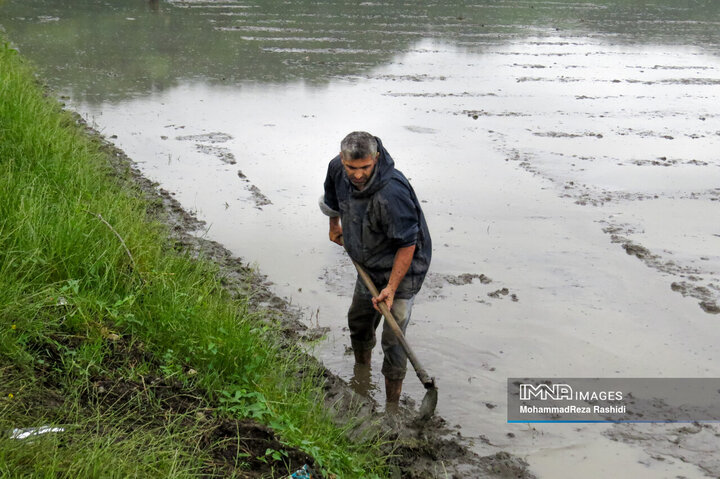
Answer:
[{"xmin": 340, "ymin": 131, "xmax": 379, "ymax": 190}]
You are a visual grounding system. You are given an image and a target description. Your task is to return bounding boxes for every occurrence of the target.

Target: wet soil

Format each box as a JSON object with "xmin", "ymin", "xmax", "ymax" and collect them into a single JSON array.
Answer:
[
  {"xmin": 81, "ymin": 113, "xmax": 536, "ymax": 478},
  {"xmin": 602, "ymin": 222, "xmax": 719, "ymax": 315},
  {"xmin": 499, "ymin": 77, "xmax": 720, "ymax": 318},
  {"xmin": 605, "ymin": 423, "xmax": 720, "ymax": 477}
]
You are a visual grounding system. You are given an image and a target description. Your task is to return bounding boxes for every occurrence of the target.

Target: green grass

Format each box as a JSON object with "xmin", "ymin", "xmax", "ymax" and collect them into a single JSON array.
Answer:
[
  {"xmin": 0, "ymin": 410, "xmax": 205, "ymax": 479},
  {"xmin": 0, "ymin": 38, "xmax": 387, "ymax": 478}
]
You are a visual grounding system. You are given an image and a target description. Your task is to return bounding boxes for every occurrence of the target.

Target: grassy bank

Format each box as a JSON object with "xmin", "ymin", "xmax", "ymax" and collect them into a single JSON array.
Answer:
[{"xmin": 0, "ymin": 39, "xmax": 387, "ymax": 477}]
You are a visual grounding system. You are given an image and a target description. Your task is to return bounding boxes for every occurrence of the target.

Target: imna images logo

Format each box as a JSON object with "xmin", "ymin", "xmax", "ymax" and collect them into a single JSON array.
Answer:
[{"xmin": 519, "ymin": 383, "xmax": 573, "ymax": 401}]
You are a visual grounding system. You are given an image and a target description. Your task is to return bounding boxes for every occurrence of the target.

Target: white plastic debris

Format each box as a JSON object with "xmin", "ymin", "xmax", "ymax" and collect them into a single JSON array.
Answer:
[{"xmin": 10, "ymin": 426, "xmax": 65, "ymax": 440}]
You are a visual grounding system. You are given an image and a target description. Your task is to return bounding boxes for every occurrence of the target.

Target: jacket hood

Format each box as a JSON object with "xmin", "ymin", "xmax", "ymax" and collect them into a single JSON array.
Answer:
[{"xmin": 351, "ymin": 136, "xmax": 395, "ymax": 198}]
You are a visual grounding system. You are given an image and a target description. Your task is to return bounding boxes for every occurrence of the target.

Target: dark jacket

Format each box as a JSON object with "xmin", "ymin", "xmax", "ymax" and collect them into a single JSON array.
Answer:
[{"xmin": 322, "ymin": 137, "xmax": 431, "ymax": 298}]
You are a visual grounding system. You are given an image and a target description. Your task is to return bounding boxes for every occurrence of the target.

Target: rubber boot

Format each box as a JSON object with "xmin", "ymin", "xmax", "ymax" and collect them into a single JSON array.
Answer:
[
  {"xmin": 353, "ymin": 348, "xmax": 372, "ymax": 365},
  {"xmin": 385, "ymin": 377, "xmax": 403, "ymax": 404},
  {"xmin": 349, "ymin": 362, "xmax": 372, "ymax": 397}
]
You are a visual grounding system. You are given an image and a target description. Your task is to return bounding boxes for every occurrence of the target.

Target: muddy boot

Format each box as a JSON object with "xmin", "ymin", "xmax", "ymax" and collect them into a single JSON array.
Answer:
[
  {"xmin": 385, "ymin": 377, "xmax": 403, "ymax": 404},
  {"xmin": 349, "ymin": 362, "xmax": 372, "ymax": 397},
  {"xmin": 353, "ymin": 348, "xmax": 372, "ymax": 365}
]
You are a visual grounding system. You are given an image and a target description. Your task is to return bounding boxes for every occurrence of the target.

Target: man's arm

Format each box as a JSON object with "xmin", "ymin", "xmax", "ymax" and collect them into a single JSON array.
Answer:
[
  {"xmin": 320, "ymin": 158, "xmax": 343, "ymax": 245},
  {"xmin": 372, "ymin": 244, "xmax": 415, "ymax": 312}
]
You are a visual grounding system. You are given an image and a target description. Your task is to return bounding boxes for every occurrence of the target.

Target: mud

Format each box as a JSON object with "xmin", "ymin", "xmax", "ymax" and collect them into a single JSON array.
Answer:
[
  {"xmin": 195, "ymin": 144, "xmax": 237, "ymax": 165},
  {"xmin": 487, "ymin": 289, "xmax": 518, "ymax": 303},
  {"xmin": 176, "ymin": 132, "xmax": 234, "ymax": 144},
  {"xmin": 505, "ymin": 116, "xmax": 719, "ymax": 317},
  {"xmin": 84, "ymin": 114, "xmax": 534, "ymax": 478},
  {"xmin": 602, "ymin": 222, "xmax": 719, "ymax": 314},
  {"xmin": 444, "ymin": 274, "xmax": 492, "ymax": 286},
  {"xmin": 248, "ymin": 185, "xmax": 273, "ymax": 209},
  {"xmin": 605, "ymin": 424, "xmax": 720, "ymax": 478},
  {"xmin": 174, "ymin": 129, "xmax": 274, "ymax": 209},
  {"xmin": 175, "ymin": 132, "xmax": 237, "ymax": 164}
]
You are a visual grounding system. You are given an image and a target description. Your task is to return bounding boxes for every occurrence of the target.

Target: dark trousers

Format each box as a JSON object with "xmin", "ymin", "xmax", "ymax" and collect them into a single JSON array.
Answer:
[{"xmin": 347, "ymin": 276, "xmax": 415, "ymax": 381}]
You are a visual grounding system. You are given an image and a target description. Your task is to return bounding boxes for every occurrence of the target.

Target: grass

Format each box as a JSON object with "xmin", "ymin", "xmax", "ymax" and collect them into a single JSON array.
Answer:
[
  {"xmin": 0, "ymin": 411, "xmax": 205, "ymax": 478},
  {"xmin": 0, "ymin": 38, "xmax": 388, "ymax": 478}
]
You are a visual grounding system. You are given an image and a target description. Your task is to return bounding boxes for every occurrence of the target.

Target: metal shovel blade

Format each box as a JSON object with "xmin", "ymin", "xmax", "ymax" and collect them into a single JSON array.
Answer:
[{"xmin": 419, "ymin": 383, "xmax": 438, "ymax": 421}]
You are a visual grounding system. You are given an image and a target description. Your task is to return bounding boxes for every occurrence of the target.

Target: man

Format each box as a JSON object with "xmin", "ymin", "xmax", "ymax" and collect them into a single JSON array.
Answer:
[{"xmin": 319, "ymin": 131, "xmax": 431, "ymax": 404}]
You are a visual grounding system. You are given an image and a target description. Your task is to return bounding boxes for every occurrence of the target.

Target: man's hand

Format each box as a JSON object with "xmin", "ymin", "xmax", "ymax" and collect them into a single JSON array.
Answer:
[
  {"xmin": 372, "ymin": 285, "xmax": 396, "ymax": 312},
  {"xmin": 372, "ymin": 244, "xmax": 415, "ymax": 312},
  {"xmin": 329, "ymin": 217, "xmax": 343, "ymax": 245}
]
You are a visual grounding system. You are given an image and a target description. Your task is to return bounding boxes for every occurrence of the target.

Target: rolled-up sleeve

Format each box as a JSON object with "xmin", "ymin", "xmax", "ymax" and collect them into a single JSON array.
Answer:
[{"xmin": 318, "ymin": 194, "xmax": 339, "ymax": 217}]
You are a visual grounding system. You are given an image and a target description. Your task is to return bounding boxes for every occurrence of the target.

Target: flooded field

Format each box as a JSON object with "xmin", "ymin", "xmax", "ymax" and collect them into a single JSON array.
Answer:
[{"xmin": 3, "ymin": 0, "xmax": 720, "ymax": 477}]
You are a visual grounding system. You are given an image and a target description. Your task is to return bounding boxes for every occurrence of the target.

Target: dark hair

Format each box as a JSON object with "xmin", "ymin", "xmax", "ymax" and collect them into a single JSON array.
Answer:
[{"xmin": 340, "ymin": 131, "xmax": 377, "ymax": 160}]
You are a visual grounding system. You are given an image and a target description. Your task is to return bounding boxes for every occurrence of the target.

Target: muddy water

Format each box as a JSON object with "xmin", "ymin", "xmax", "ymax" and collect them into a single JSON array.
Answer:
[{"xmin": 3, "ymin": 1, "xmax": 720, "ymax": 477}]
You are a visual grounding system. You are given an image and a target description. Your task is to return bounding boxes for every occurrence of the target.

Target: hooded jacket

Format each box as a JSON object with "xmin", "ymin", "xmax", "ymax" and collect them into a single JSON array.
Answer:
[{"xmin": 321, "ymin": 137, "xmax": 431, "ymax": 298}]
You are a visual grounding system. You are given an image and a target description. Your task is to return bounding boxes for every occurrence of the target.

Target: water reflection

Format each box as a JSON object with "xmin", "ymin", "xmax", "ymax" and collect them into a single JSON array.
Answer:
[{"xmin": 2, "ymin": 0, "xmax": 720, "ymax": 102}]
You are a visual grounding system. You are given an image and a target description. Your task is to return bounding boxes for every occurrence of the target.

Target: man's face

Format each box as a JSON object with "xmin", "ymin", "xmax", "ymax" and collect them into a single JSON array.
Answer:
[{"xmin": 341, "ymin": 153, "xmax": 378, "ymax": 190}]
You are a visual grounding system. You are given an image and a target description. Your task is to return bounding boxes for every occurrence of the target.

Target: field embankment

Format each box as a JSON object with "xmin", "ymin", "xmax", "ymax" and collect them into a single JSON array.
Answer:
[{"xmin": 0, "ymin": 39, "xmax": 389, "ymax": 478}]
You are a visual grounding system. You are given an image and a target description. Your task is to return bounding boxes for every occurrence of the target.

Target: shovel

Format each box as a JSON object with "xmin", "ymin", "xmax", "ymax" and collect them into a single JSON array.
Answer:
[{"xmin": 345, "ymin": 251, "xmax": 438, "ymax": 420}]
